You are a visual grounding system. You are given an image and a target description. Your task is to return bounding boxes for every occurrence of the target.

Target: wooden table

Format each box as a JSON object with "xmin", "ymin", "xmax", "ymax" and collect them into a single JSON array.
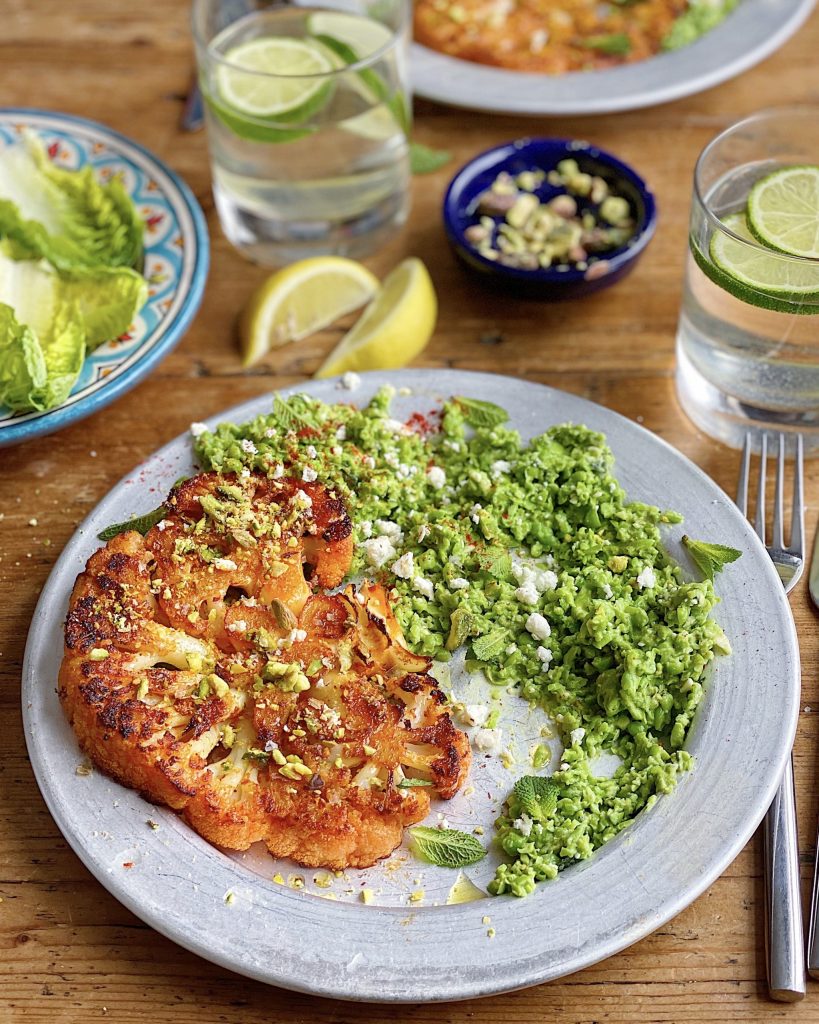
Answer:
[{"xmin": 3, "ymin": 3, "xmax": 819, "ymax": 1020}]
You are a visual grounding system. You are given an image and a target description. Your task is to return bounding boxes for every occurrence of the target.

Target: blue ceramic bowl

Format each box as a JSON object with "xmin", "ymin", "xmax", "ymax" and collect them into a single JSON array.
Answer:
[{"xmin": 442, "ymin": 137, "xmax": 657, "ymax": 300}]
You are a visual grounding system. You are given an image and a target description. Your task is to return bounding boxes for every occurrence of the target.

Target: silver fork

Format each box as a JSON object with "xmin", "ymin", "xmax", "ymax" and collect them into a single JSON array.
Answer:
[{"xmin": 737, "ymin": 432, "xmax": 805, "ymax": 1002}]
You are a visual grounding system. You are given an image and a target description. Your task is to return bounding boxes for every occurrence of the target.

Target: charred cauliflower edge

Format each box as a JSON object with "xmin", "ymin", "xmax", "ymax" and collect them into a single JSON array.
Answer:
[{"xmin": 59, "ymin": 471, "xmax": 471, "ymax": 870}]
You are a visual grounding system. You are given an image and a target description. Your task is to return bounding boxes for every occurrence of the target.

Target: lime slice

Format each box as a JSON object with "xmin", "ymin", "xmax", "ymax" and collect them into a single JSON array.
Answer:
[
  {"xmin": 315, "ymin": 258, "xmax": 437, "ymax": 378},
  {"xmin": 239, "ymin": 257, "xmax": 380, "ymax": 367},
  {"xmin": 216, "ymin": 37, "xmax": 335, "ymax": 120},
  {"xmin": 704, "ymin": 212, "xmax": 819, "ymax": 311},
  {"xmin": 747, "ymin": 165, "xmax": 819, "ymax": 259},
  {"xmin": 306, "ymin": 11, "xmax": 393, "ymax": 59}
]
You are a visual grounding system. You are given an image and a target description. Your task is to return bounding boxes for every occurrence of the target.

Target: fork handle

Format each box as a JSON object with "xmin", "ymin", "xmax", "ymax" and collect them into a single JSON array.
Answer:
[{"xmin": 765, "ymin": 755, "xmax": 806, "ymax": 1001}]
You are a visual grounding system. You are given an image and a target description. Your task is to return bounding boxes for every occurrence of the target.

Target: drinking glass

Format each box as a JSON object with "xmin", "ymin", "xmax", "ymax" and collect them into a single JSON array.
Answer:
[
  {"xmin": 192, "ymin": 0, "xmax": 411, "ymax": 266},
  {"xmin": 675, "ymin": 108, "xmax": 819, "ymax": 452}
]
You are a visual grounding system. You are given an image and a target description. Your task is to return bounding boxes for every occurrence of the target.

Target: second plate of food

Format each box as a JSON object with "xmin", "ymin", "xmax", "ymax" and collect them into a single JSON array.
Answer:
[
  {"xmin": 411, "ymin": 0, "xmax": 816, "ymax": 115},
  {"xmin": 22, "ymin": 369, "xmax": 798, "ymax": 1001}
]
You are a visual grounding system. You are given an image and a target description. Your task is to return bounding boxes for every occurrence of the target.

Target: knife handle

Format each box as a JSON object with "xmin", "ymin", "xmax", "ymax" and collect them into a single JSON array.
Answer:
[
  {"xmin": 765, "ymin": 755, "xmax": 806, "ymax": 1001},
  {"xmin": 806, "ymin": 809, "xmax": 819, "ymax": 979}
]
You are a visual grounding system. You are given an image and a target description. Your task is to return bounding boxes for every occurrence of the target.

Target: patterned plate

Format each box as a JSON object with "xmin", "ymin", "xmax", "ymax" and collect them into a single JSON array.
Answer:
[{"xmin": 0, "ymin": 109, "xmax": 209, "ymax": 447}]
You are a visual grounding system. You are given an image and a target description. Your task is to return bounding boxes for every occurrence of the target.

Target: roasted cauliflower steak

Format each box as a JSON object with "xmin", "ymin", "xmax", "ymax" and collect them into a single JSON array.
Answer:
[{"xmin": 59, "ymin": 471, "xmax": 471, "ymax": 870}]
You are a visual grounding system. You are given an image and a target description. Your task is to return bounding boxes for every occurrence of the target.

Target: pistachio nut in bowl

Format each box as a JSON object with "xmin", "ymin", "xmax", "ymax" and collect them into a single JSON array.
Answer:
[{"xmin": 442, "ymin": 138, "xmax": 657, "ymax": 300}]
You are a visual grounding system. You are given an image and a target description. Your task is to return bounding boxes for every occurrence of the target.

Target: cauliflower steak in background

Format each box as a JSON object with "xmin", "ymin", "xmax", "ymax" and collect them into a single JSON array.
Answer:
[{"xmin": 59, "ymin": 471, "xmax": 471, "ymax": 870}]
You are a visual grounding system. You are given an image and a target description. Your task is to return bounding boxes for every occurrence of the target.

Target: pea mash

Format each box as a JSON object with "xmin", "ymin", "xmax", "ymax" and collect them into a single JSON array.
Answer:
[{"xmin": 194, "ymin": 388, "xmax": 730, "ymax": 897}]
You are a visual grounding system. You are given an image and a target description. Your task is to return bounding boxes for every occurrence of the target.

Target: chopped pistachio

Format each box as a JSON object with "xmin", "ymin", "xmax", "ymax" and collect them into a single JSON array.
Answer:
[{"xmin": 88, "ymin": 648, "xmax": 109, "ymax": 661}]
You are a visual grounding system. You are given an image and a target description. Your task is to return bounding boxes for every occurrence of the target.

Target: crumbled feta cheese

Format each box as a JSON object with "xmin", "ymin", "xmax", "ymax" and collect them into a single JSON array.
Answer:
[
  {"xmin": 383, "ymin": 418, "xmax": 409, "ymax": 435},
  {"xmin": 413, "ymin": 576, "xmax": 434, "ymax": 599},
  {"xmin": 450, "ymin": 577, "xmax": 469, "ymax": 591},
  {"xmin": 525, "ymin": 613, "xmax": 551, "ymax": 641},
  {"xmin": 227, "ymin": 620, "xmax": 247, "ymax": 633},
  {"xmin": 559, "ymin": 762, "xmax": 570, "ymax": 772},
  {"xmin": 515, "ymin": 581, "xmax": 539, "ymax": 606},
  {"xmin": 513, "ymin": 813, "xmax": 533, "ymax": 837},
  {"xmin": 340, "ymin": 371, "xmax": 361, "ymax": 390},
  {"xmin": 240, "ymin": 439, "xmax": 257, "ymax": 455},
  {"xmin": 294, "ymin": 490, "xmax": 312, "ymax": 509},
  {"xmin": 458, "ymin": 704, "xmax": 489, "ymax": 728},
  {"xmin": 513, "ymin": 561, "xmax": 558, "ymax": 594},
  {"xmin": 384, "ymin": 452, "xmax": 400, "ymax": 468},
  {"xmin": 636, "ymin": 566, "xmax": 656, "ymax": 590},
  {"xmin": 391, "ymin": 552, "xmax": 414, "ymax": 579},
  {"xmin": 426, "ymin": 466, "xmax": 446, "ymax": 489},
  {"xmin": 288, "ymin": 628, "xmax": 307, "ymax": 643},
  {"xmin": 603, "ymin": 583, "xmax": 614, "ymax": 599},
  {"xmin": 271, "ymin": 463, "xmax": 284, "ymax": 478},
  {"xmin": 470, "ymin": 502, "xmax": 482, "ymax": 524},
  {"xmin": 417, "ymin": 524, "xmax": 430, "ymax": 543},
  {"xmin": 444, "ymin": 440, "xmax": 460, "ymax": 452},
  {"xmin": 375, "ymin": 519, "xmax": 403, "ymax": 542},
  {"xmin": 189, "ymin": 422, "xmax": 207, "ymax": 437},
  {"xmin": 156, "ymin": 519, "xmax": 170, "ymax": 531},
  {"xmin": 302, "ymin": 466, "xmax": 318, "ymax": 483},
  {"xmin": 491, "ymin": 459, "xmax": 512, "ymax": 475},
  {"xmin": 360, "ymin": 520, "xmax": 372, "ymax": 538},
  {"xmin": 264, "ymin": 427, "xmax": 276, "ymax": 439},
  {"xmin": 335, "ymin": 424, "xmax": 347, "ymax": 441},
  {"xmin": 330, "ymin": 445, "xmax": 342, "ymax": 456},
  {"xmin": 536, "ymin": 646, "xmax": 552, "ymax": 665},
  {"xmin": 570, "ymin": 727, "xmax": 585, "ymax": 746},
  {"xmin": 506, "ymin": 643, "xmax": 517, "ymax": 655},
  {"xmin": 362, "ymin": 536, "xmax": 397, "ymax": 568},
  {"xmin": 305, "ymin": 444, "xmax": 317, "ymax": 459},
  {"xmin": 240, "ymin": 468, "xmax": 251, "ymax": 478},
  {"xmin": 214, "ymin": 558, "xmax": 238, "ymax": 571},
  {"xmin": 363, "ymin": 455, "xmax": 376, "ymax": 469},
  {"xmin": 473, "ymin": 727, "xmax": 503, "ymax": 753}
]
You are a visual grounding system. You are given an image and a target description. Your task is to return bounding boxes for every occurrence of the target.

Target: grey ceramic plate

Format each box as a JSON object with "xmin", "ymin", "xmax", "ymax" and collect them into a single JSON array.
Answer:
[
  {"xmin": 22, "ymin": 370, "xmax": 799, "ymax": 1002},
  {"xmin": 411, "ymin": 0, "xmax": 816, "ymax": 115}
]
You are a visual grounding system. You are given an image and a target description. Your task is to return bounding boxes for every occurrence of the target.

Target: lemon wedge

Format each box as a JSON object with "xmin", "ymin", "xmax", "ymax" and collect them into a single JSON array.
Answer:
[
  {"xmin": 239, "ymin": 257, "xmax": 380, "ymax": 367},
  {"xmin": 315, "ymin": 258, "xmax": 437, "ymax": 378}
]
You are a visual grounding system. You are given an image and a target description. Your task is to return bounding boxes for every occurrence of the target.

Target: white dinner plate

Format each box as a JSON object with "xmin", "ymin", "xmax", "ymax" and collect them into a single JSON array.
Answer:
[
  {"xmin": 411, "ymin": 0, "xmax": 816, "ymax": 115},
  {"xmin": 22, "ymin": 370, "xmax": 799, "ymax": 1001}
]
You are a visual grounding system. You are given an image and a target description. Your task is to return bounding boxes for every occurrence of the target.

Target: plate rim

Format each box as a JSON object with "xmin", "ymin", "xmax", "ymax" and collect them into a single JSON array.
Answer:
[
  {"xmin": 410, "ymin": 0, "xmax": 817, "ymax": 115},
  {"xmin": 21, "ymin": 369, "xmax": 801, "ymax": 1001},
  {"xmin": 0, "ymin": 107, "xmax": 209, "ymax": 447}
]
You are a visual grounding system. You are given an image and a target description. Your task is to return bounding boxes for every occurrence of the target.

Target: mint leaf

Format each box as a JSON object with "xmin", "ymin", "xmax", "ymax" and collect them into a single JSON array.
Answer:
[
  {"xmin": 410, "ymin": 826, "xmax": 486, "ymax": 868},
  {"xmin": 398, "ymin": 778, "xmax": 433, "ymax": 789},
  {"xmin": 272, "ymin": 393, "xmax": 321, "ymax": 433},
  {"xmin": 454, "ymin": 396, "xmax": 509, "ymax": 429},
  {"xmin": 480, "ymin": 546, "xmax": 512, "ymax": 579},
  {"xmin": 410, "ymin": 142, "xmax": 451, "ymax": 175},
  {"xmin": 681, "ymin": 535, "xmax": 742, "ymax": 580},
  {"xmin": 513, "ymin": 775, "xmax": 559, "ymax": 820},
  {"xmin": 472, "ymin": 630, "xmax": 506, "ymax": 661},
  {"xmin": 98, "ymin": 504, "xmax": 167, "ymax": 541}
]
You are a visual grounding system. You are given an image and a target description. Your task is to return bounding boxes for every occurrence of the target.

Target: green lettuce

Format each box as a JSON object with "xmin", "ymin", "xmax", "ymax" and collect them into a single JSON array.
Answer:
[
  {"xmin": 0, "ymin": 134, "xmax": 144, "ymax": 272},
  {"xmin": 0, "ymin": 250, "xmax": 147, "ymax": 412}
]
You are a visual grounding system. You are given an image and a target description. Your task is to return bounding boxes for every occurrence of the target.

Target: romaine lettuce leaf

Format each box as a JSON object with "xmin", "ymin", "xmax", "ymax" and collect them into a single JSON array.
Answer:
[
  {"xmin": 61, "ymin": 266, "xmax": 148, "ymax": 349},
  {"xmin": 0, "ymin": 250, "xmax": 146, "ymax": 412},
  {"xmin": 0, "ymin": 303, "xmax": 48, "ymax": 411},
  {"xmin": 0, "ymin": 134, "xmax": 144, "ymax": 273}
]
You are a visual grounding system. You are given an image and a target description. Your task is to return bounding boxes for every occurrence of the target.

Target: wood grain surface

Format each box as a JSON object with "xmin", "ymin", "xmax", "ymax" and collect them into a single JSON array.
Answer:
[{"xmin": 3, "ymin": 2, "xmax": 819, "ymax": 1020}]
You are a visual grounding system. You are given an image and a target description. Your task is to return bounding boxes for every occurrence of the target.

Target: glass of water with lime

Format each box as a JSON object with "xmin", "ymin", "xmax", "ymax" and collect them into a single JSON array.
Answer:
[
  {"xmin": 192, "ymin": 0, "xmax": 410, "ymax": 265},
  {"xmin": 676, "ymin": 108, "xmax": 819, "ymax": 451}
]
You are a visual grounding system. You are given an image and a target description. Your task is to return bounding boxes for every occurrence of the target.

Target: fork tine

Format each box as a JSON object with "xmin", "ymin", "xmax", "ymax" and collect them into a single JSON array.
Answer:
[
  {"xmin": 790, "ymin": 434, "xmax": 805, "ymax": 556},
  {"xmin": 754, "ymin": 433, "xmax": 767, "ymax": 543},
  {"xmin": 736, "ymin": 433, "xmax": 751, "ymax": 515},
  {"xmin": 772, "ymin": 434, "xmax": 785, "ymax": 549}
]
